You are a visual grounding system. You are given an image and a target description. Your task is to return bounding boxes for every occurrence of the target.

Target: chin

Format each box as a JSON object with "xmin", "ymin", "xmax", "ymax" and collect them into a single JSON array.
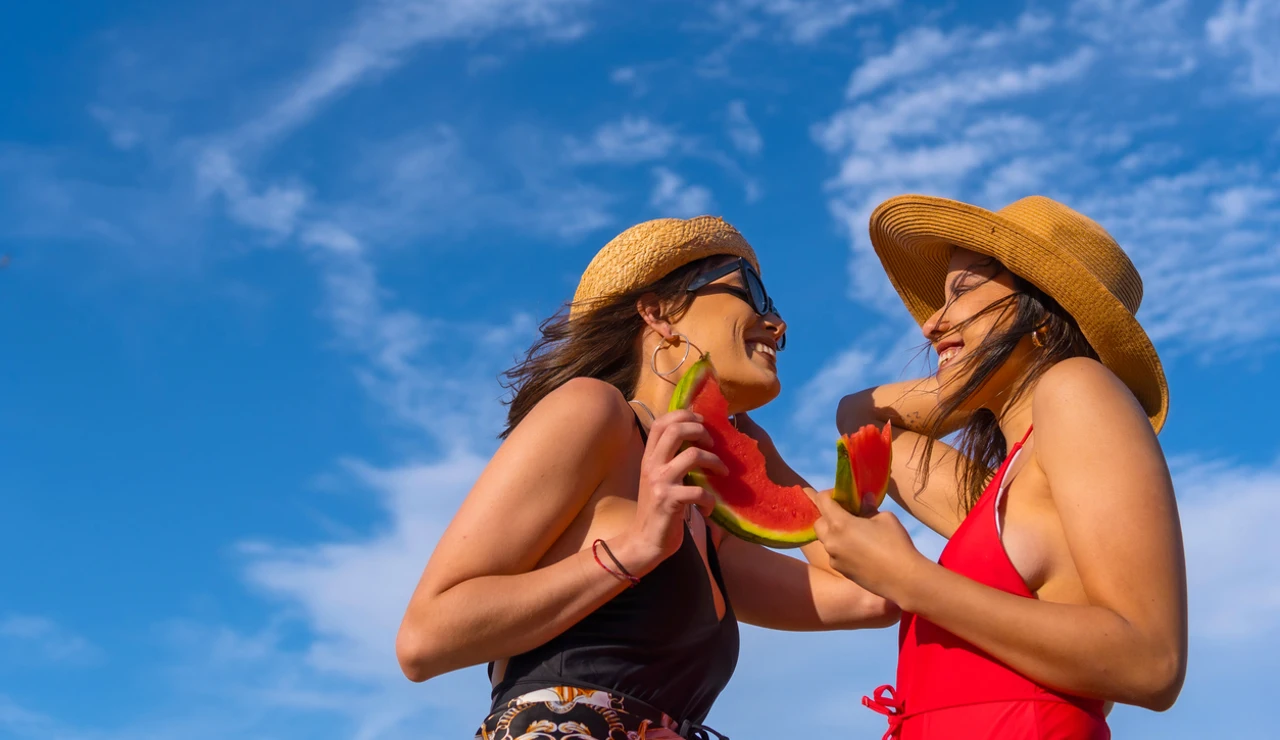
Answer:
[{"xmin": 720, "ymin": 372, "xmax": 781, "ymax": 414}]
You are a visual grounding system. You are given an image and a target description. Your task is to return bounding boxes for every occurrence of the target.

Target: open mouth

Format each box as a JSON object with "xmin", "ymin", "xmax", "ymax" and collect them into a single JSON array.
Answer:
[
  {"xmin": 747, "ymin": 339, "xmax": 778, "ymax": 364},
  {"xmin": 936, "ymin": 340, "xmax": 964, "ymax": 370}
]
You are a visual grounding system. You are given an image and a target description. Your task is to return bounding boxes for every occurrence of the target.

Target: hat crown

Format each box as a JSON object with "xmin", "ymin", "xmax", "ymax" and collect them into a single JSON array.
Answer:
[
  {"xmin": 571, "ymin": 215, "xmax": 759, "ymax": 317},
  {"xmin": 996, "ymin": 196, "xmax": 1144, "ymax": 315}
]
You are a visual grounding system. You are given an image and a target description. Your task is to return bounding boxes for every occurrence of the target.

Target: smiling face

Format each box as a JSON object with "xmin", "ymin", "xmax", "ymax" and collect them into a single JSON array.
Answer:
[
  {"xmin": 922, "ymin": 247, "xmax": 1037, "ymax": 411},
  {"xmin": 666, "ymin": 258, "xmax": 787, "ymax": 413}
]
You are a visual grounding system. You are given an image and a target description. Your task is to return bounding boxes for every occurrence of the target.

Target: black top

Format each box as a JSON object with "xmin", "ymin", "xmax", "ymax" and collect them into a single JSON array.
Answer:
[{"xmin": 489, "ymin": 416, "xmax": 740, "ymax": 725}]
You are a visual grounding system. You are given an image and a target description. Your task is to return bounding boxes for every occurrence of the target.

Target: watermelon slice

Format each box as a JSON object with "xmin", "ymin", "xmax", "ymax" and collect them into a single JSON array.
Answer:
[
  {"xmin": 833, "ymin": 422, "xmax": 893, "ymax": 515},
  {"xmin": 668, "ymin": 354, "xmax": 820, "ymax": 548}
]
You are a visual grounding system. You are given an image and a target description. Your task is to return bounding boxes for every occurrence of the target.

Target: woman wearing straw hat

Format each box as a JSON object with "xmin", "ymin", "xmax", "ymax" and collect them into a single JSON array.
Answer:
[
  {"xmin": 396, "ymin": 216, "xmax": 898, "ymax": 740},
  {"xmin": 810, "ymin": 195, "xmax": 1188, "ymax": 739}
]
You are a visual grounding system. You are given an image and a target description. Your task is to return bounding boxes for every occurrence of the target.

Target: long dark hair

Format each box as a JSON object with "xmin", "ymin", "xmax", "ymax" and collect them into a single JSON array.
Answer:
[
  {"xmin": 918, "ymin": 256, "xmax": 1098, "ymax": 514},
  {"xmin": 499, "ymin": 257, "xmax": 719, "ymax": 438}
]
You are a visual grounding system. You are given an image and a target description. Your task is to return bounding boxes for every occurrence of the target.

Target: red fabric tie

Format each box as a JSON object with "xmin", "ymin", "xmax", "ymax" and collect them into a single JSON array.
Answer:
[{"xmin": 862, "ymin": 684, "xmax": 904, "ymax": 740}]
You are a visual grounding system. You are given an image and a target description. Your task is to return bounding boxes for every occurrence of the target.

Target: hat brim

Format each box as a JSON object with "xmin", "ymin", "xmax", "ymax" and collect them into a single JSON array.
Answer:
[{"xmin": 868, "ymin": 195, "xmax": 1169, "ymax": 432}]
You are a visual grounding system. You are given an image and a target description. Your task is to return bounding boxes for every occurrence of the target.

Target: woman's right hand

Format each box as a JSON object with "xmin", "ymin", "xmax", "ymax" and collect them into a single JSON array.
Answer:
[{"xmin": 619, "ymin": 409, "xmax": 725, "ymax": 575}]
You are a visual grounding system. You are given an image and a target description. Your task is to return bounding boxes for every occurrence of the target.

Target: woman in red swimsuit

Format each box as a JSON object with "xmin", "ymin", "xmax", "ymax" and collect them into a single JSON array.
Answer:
[{"xmin": 811, "ymin": 195, "xmax": 1188, "ymax": 739}]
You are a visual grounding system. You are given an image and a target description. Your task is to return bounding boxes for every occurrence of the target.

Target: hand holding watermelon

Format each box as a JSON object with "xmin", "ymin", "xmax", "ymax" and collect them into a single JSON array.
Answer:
[
  {"xmin": 625, "ymin": 408, "xmax": 727, "ymax": 571},
  {"xmin": 812, "ymin": 493, "xmax": 925, "ymax": 604},
  {"xmin": 668, "ymin": 354, "xmax": 823, "ymax": 548}
]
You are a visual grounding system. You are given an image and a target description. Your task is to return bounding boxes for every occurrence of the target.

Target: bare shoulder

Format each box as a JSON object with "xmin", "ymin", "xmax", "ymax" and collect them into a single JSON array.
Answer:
[
  {"xmin": 1032, "ymin": 357, "xmax": 1148, "ymax": 432},
  {"xmin": 1032, "ymin": 357, "xmax": 1166, "ymax": 494},
  {"xmin": 512, "ymin": 377, "xmax": 636, "ymax": 451}
]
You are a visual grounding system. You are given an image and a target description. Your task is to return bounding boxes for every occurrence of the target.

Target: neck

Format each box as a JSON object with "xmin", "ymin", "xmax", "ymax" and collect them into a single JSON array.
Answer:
[
  {"xmin": 992, "ymin": 379, "xmax": 1035, "ymax": 449},
  {"xmin": 630, "ymin": 369, "xmax": 677, "ymax": 428}
]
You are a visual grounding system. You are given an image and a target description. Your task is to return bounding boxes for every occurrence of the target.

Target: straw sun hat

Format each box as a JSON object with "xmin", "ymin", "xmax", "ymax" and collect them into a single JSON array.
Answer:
[
  {"xmin": 869, "ymin": 194, "xmax": 1169, "ymax": 432},
  {"xmin": 571, "ymin": 215, "xmax": 759, "ymax": 318}
]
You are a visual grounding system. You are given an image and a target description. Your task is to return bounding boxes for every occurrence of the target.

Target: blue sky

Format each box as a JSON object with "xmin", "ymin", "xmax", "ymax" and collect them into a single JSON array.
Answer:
[{"xmin": 3, "ymin": 0, "xmax": 1279, "ymax": 737}]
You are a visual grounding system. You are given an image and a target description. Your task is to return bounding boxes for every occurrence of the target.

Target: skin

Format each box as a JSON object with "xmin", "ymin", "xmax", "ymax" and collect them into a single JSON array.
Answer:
[
  {"xmin": 395, "ymin": 258, "xmax": 898, "ymax": 713},
  {"xmin": 820, "ymin": 247, "xmax": 1188, "ymax": 712}
]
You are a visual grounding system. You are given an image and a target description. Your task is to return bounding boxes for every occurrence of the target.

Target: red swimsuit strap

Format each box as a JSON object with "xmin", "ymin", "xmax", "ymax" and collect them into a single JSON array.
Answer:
[{"xmin": 1013, "ymin": 423, "xmax": 1034, "ymax": 450}]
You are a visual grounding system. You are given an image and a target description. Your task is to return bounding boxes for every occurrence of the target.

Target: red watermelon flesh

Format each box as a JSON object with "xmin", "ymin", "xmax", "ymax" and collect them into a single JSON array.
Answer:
[
  {"xmin": 669, "ymin": 354, "xmax": 819, "ymax": 548},
  {"xmin": 833, "ymin": 422, "xmax": 893, "ymax": 515}
]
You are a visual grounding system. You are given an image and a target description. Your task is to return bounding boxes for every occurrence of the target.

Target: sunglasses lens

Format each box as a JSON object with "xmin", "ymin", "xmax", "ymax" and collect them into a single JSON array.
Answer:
[{"xmin": 745, "ymin": 268, "xmax": 768, "ymax": 314}]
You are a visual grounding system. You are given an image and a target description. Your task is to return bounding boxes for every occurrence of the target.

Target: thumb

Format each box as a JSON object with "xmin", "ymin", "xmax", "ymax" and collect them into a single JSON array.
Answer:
[{"xmin": 812, "ymin": 488, "xmax": 847, "ymax": 518}]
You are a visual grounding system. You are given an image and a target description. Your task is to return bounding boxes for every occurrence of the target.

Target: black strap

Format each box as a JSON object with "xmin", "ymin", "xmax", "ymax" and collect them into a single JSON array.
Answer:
[
  {"xmin": 632, "ymin": 411, "xmax": 649, "ymax": 444},
  {"xmin": 678, "ymin": 719, "xmax": 731, "ymax": 740}
]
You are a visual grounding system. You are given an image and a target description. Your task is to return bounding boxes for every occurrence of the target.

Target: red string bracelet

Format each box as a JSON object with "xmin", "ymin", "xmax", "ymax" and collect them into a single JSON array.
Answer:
[{"xmin": 592, "ymin": 539, "xmax": 640, "ymax": 588}]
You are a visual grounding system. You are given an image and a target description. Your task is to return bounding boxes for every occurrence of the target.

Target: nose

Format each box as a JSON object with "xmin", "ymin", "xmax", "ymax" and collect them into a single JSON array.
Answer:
[
  {"xmin": 921, "ymin": 306, "xmax": 946, "ymax": 342},
  {"xmin": 764, "ymin": 312, "xmax": 787, "ymax": 350}
]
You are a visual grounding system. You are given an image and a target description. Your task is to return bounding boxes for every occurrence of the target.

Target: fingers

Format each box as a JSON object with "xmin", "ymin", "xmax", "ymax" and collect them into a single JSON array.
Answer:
[
  {"xmin": 661, "ymin": 484, "xmax": 716, "ymax": 517},
  {"xmin": 804, "ymin": 486, "xmax": 829, "ymax": 505},
  {"xmin": 647, "ymin": 413, "xmax": 713, "ymax": 465},
  {"xmin": 668, "ymin": 446, "xmax": 729, "ymax": 479},
  {"xmin": 812, "ymin": 488, "xmax": 847, "ymax": 518}
]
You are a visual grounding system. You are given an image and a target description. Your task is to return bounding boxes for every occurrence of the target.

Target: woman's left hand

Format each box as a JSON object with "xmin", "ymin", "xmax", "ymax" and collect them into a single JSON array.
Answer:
[{"xmin": 812, "ymin": 491, "xmax": 928, "ymax": 606}]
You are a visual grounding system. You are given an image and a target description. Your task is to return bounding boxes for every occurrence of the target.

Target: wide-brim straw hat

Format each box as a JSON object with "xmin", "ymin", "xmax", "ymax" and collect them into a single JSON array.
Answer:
[
  {"xmin": 571, "ymin": 215, "xmax": 759, "ymax": 318},
  {"xmin": 868, "ymin": 194, "xmax": 1168, "ymax": 432}
]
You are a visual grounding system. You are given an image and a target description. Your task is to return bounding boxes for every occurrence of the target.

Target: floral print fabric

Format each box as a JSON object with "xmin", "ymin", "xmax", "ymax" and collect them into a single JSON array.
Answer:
[{"xmin": 476, "ymin": 686, "xmax": 683, "ymax": 740}]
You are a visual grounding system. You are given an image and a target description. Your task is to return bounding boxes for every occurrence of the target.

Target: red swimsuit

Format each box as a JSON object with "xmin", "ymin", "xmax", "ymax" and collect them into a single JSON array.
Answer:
[{"xmin": 865, "ymin": 427, "xmax": 1110, "ymax": 739}]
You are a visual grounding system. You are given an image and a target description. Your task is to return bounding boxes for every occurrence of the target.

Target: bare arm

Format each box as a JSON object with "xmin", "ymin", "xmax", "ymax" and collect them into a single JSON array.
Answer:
[
  {"xmin": 718, "ymin": 536, "xmax": 899, "ymax": 631},
  {"xmin": 815, "ymin": 360, "xmax": 1188, "ymax": 709},
  {"xmin": 728, "ymin": 413, "xmax": 898, "ymax": 628},
  {"xmin": 837, "ymin": 378, "xmax": 968, "ymax": 537},
  {"xmin": 395, "ymin": 379, "xmax": 721, "ymax": 682}
]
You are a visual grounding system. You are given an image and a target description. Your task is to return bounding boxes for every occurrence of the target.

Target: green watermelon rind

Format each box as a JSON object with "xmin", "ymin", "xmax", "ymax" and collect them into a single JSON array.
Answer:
[
  {"xmin": 833, "ymin": 423, "xmax": 894, "ymax": 516},
  {"xmin": 669, "ymin": 354, "xmax": 817, "ymax": 549},
  {"xmin": 832, "ymin": 436, "xmax": 859, "ymax": 515}
]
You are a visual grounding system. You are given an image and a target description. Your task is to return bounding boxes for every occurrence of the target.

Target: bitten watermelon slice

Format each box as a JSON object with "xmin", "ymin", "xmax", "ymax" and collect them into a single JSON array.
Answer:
[
  {"xmin": 833, "ymin": 422, "xmax": 893, "ymax": 515},
  {"xmin": 668, "ymin": 354, "xmax": 819, "ymax": 548}
]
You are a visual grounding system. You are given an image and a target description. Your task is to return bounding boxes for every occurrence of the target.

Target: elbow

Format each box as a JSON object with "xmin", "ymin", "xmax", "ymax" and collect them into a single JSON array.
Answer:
[
  {"xmin": 836, "ymin": 391, "xmax": 876, "ymax": 433},
  {"xmin": 853, "ymin": 593, "xmax": 902, "ymax": 630},
  {"xmin": 395, "ymin": 623, "xmax": 445, "ymax": 683},
  {"xmin": 1129, "ymin": 646, "xmax": 1187, "ymax": 712},
  {"xmin": 869, "ymin": 597, "xmax": 903, "ymax": 629}
]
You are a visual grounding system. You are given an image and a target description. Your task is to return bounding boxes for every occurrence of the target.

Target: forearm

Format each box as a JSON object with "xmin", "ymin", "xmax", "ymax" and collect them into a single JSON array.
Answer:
[
  {"xmin": 838, "ymin": 377, "xmax": 959, "ymax": 436},
  {"xmin": 799, "ymin": 540, "xmax": 839, "ymax": 576},
  {"xmin": 898, "ymin": 559, "xmax": 1179, "ymax": 708},
  {"xmin": 398, "ymin": 537, "xmax": 644, "ymax": 681},
  {"xmin": 723, "ymin": 540, "xmax": 898, "ymax": 631}
]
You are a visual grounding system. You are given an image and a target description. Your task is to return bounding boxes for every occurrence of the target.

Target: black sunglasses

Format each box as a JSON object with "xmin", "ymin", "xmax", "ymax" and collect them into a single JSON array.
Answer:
[{"xmin": 687, "ymin": 257, "xmax": 786, "ymax": 350}]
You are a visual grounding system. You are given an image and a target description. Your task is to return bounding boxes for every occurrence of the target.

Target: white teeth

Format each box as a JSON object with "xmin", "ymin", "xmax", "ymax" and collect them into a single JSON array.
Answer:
[
  {"xmin": 938, "ymin": 346, "xmax": 960, "ymax": 369},
  {"xmin": 750, "ymin": 342, "xmax": 776, "ymax": 358}
]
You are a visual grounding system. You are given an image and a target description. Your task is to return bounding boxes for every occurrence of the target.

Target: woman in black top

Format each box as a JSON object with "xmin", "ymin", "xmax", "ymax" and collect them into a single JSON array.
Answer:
[{"xmin": 396, "ymin": 217, "xmax": 897, "ymax": 740}]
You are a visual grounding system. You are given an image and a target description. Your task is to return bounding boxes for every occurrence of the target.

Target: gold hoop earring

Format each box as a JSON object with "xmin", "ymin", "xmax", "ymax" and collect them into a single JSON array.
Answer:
[
  {"xmin": 1031, "ymin": 328, "xmax": 1047, "ymax": 348},
  {"xmin": 651, "ymin": 333, "xmax": 692, "ymax": 378}
]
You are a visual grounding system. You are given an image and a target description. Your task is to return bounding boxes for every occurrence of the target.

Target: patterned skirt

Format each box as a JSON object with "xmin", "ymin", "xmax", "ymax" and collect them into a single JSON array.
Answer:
[{"xmin": 476, "ymin": 686, "xmax": 688, "ymax": 740}]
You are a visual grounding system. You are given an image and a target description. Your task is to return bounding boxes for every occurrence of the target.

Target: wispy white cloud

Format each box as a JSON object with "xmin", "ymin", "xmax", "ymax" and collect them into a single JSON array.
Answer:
[
  {"xmin": 845, "ymin": 13, "xmax": 1054, "ymax": 99},
  {"xmin": 1117, "ymin": 142, "xmax": 1183, "ymax": 172},
  {"xmin": 195, "ymin": 147, "xmax": 309, "ymax": 238},
  {"xmin": 1174, "ymin": 455, "xmax": 1280, "ymax": 639},
  {"xmin": 817, "ymin": 22, "xmax": 1093, "ymax": 303},
  {"xmin": 726, "ymin": 100, "xmax": 763, "ymax": 156},
  {"xmin": 1071, "ymin": 163, "xmax": 1280, "ymax": 351},
  {"xmin": 567, "ymin": 116, "xmax": 685, "ymax": 164},
  {"xmin": 846, "ymin": 26, "xmax": 965, "ymax": 99},
  {"xmin": 818, "ymin": 9, "xmax": 1280, "ymax": 357},
  {"xmin": 0, "ymin": 614, "xmax": 102, "ymax": 666},
  {"xmin": 1206, "ymin": 0, "xmax": 1280, "ymax": 95},
  {"xmin": 230, "ymin": 0, "xmax": 594, "ymax": 150},
  {"xmin": 650, "ymin": 167, "xmax": 715, "ymax": 217},
  {"xmin": 712, "ymin": 0, "xmax": 898, "ymax": 44},
  {"xmin": 1069, "ymin": 0, "xmax": 1198, "ymax": 79}
]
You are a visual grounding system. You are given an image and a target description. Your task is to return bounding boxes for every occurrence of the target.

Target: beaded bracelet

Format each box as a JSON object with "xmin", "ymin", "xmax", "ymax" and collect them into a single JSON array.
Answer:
[{"xmin": 592, "ymin": 539, "xmax": 640, "ymax": 588}]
